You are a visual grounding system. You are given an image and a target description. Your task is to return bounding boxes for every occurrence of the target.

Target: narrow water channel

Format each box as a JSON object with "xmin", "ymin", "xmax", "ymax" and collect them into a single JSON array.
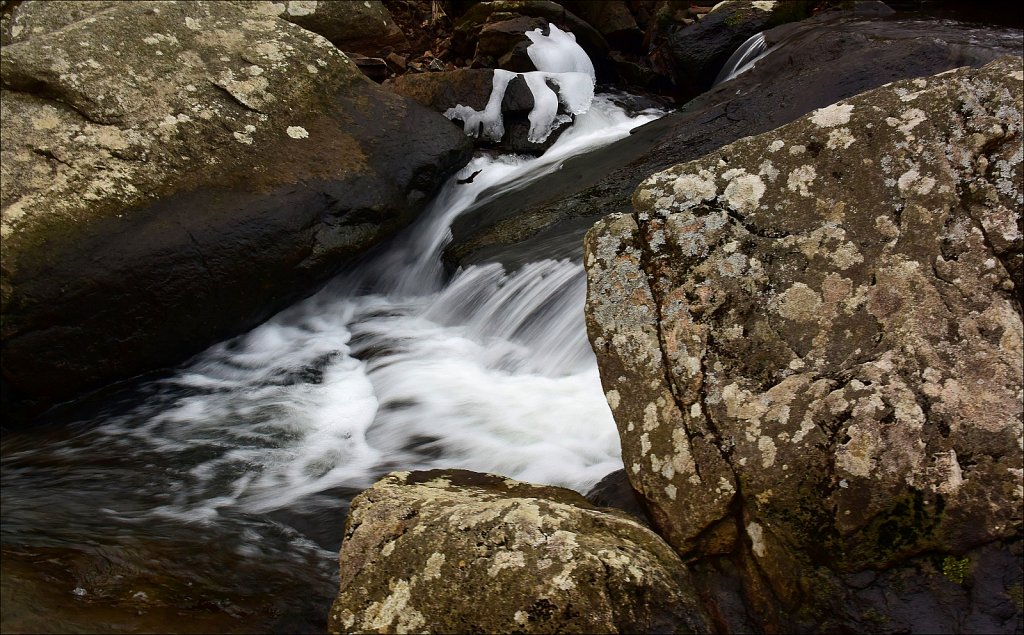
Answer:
[{"xmin": 0, "ymin": 95, "xmax": 663, "ymax": 633}]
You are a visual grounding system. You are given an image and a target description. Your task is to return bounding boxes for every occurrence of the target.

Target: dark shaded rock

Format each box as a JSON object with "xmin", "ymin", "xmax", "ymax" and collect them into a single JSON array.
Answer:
[
  {"xmin": 264, "ymin": 0, "xmax": 408, "ymax": 56},
  {"xmin": 476, "ymin": 14, "xmax": 547, "ymax": 62},
  {"xmin": 0, "ymin": 1, "xmax": 472, "ymax": 416},
  {"xmin": 584, "ymin": 56, "xmax": 1023, "ymax": 633},
  {"xmin": 655, "ymin": 0, "xmax": 813, "ymax": 103},
  {"xmin": 562, "ymin": 0, "xmax": 643, "ymax": 53},
  {"xmin": 585, "ymin": 468, "xmax": 651, "ymax": 525},
  {"xmin": 443, "ymin": 12, "xmax": 1023, "ymax": 270},
  {"xmin": 385, "ymin": 67, "xmax": 534, "ymax": 114},
  {"xmin": 328, "ymin": 469, "xmax": 712, "ymax": 634},
  {"xmin": 451, "ymin": 0, "xmax": 613, "ymax": 80},
  {"xmin": 347, "ymin": 52, "xmax": 389, "ymax": 82}
]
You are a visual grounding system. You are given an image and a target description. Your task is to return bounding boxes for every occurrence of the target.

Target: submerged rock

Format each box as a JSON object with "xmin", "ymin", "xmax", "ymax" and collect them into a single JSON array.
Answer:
[
  {"xmin": 0, "ymin": 0, "xmax": 471, "ymax": 415},
  {"xmin": 329, "ymin": 469, "xmax": 710, "ymax": 634},
  {"xmin": 584, "ymin": 56, "xmax": 1023, "ymax": 632}
]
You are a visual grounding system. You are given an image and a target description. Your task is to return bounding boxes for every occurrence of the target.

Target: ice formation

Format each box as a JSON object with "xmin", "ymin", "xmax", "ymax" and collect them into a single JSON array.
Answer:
[
  {"xmin": 445, "ymin": 69, "xmax": 517, "ymax": 142},
  {"xmin": 444, "ymin": 24, "xmax": 596, "ymax": 145}
]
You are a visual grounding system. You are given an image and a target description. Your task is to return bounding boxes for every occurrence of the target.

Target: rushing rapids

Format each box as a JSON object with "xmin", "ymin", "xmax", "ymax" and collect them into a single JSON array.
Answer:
[{"xmin": 0, "ymin": 93, "xmax": 664, "ymax": 631}]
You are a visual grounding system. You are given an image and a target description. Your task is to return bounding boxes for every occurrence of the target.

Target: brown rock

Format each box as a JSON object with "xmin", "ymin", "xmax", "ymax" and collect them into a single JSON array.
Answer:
[
  {"xmin": 328, "ymin": 469, "xmax": 711, "ymax": 634},
  {"xmin": 584, "ymin": 56, "xmax": 1024, "ymax": 632}
]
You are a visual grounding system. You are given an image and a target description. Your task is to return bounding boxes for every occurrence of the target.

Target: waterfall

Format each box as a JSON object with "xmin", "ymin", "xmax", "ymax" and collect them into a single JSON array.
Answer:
[
  {"xmin": 714, "ymin": 32, "xmax": 769, "ymax": 86},
  {"xmin": 1, "ymin": 94, "xmax": 663, "ymax": 552},
  {"xmin": 0, "ymin": 30, "xmax": 664, "ymax": 631}
]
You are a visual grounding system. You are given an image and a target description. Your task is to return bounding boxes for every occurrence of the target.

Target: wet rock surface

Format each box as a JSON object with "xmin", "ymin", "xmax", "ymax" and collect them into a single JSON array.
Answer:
[
  {"xmin": 329, "ymin": 469, "xmax": 710, "ymax": 634},
  {"xmin": 584, "ymin": 57, "xmax": 1023, "ymax": 632},
  {"xmin": 0, "ymin": 0, "xmax": 471, "ymax": 414},
  {"xmin": 443, "ymin": 9, "xmax": 1022, "ymax": 270}
]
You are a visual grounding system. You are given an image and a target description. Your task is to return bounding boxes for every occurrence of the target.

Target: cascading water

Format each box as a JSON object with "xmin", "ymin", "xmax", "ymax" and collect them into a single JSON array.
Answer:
[
  {"xmin": 1, "ymin": 77, "xmax": 664, "ymax": 631},
  {"xmin": 713, "ymin": 31, "xmax": 770, "ymax": 86}
]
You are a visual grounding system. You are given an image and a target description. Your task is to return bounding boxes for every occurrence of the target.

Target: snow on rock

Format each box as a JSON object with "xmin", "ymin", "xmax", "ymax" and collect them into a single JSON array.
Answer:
[{"xmin": 445, "ymin": 23, "xmax": 596, "ymax": 145}]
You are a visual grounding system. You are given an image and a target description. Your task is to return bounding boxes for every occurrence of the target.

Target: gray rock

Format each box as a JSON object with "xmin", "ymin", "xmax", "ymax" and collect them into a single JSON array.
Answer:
[
  {"xmin": 0, "ymin": 1, "xmax": 471, "ymax": 413},
  {"xmin": 584, "ymin": 56, "xmax": 1023, "ymax": 633},
  {"xmin": 329, "ymin": 469, "xmax": 711, "ymax": 634}
]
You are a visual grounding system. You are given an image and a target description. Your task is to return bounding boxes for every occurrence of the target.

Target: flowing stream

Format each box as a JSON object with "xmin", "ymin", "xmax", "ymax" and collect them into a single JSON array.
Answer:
[{"xmin": 0, "ymin": 96, "xmax": 663, "ymax": 633}]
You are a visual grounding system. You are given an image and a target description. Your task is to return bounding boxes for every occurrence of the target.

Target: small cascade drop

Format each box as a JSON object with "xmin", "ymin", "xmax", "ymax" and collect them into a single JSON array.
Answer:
[{"xmin": 713, "ymin": 32, "xmax": 769, "ymax": 86}]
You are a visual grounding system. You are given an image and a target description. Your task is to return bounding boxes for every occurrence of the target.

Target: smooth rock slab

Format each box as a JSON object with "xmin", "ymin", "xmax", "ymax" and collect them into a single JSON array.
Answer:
[{"xmin": 329, "ymin": 469, "xmax": 710, "ymax": 634}]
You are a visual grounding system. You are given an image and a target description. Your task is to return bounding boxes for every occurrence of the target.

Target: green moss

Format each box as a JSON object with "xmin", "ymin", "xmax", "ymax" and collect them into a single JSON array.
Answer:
[
  {"xmin": 1008, "ymin": 584, "xmax": 1024, "ymax": 610},
  {"xmin": 941, "ymin": 556, "xmax": 970, "ymax": 585}
]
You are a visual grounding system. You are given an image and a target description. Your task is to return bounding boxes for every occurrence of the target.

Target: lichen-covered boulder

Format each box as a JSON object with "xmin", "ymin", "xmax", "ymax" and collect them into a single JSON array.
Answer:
[
  {"xmin": 329, "ymin": 469, "xmax": 711, "ymax": 634},
  {"xmin": 584, "ymin": 57, "xmax": 1023, "ymax": 632},
  {"xmin": 0, "ymin": 0, "xmax": 471, "ymax": 414}
]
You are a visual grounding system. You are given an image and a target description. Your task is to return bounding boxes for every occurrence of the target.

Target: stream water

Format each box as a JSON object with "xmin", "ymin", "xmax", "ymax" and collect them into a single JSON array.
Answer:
[{"xmin": 0, "ymin": 96, "xmax": 663, "ymax": 633}]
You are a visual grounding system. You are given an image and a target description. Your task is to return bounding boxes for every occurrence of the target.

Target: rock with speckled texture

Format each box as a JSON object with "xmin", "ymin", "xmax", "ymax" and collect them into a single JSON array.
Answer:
[
  {"xmin": 585, "ymin": 56, "xmax": 1023, "ymax": 632},
  {"xmin": 0, "ymin": 0, "xmax": 471, "ymax": 416},
  {"xmin": 329, "ymin": 469, "xmax": 711, "ymax": 634}
]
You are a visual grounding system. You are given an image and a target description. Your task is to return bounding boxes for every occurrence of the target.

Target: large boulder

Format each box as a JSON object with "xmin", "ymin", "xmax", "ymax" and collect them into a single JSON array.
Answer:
[
  {"xmin": 329, "ymin": 469, "xmax": 711, "ymax": 634},
  {"xmin": 584, "ymin": 56, "xmax": 1023, "ymax": 633},
  {"xmin": 443, "ymin": 9, "xmax": 1023, "ymax": 270},
  {"xmin": 0, "ymin": 0, "xmax": 471, "ymax": 414}
]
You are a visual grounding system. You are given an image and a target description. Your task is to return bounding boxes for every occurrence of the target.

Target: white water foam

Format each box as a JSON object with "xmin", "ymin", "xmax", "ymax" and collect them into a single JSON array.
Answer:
[{"xmin": 77, "ymin": 95, "xmax": 664, "ymax": 523}]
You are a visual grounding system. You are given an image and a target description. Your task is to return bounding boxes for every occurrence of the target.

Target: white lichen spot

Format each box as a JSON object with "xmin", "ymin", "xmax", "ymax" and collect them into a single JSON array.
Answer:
[
  {"xmin": 789, "ymin": 144, "xmax": 806, "ymax": 155},
  {"xmin": 488, "ymin": 550, "xmax": 526, "ymax": 577},
  {"xmin": 514, "ymin": 611, "xmax": 529, "ymax": 626},
  {"xmin": 751, "ymin": 1, "xmax": 777, "ymax": 10},
  {"xmin": 758, "ymin": 159, "xmax": 779, "ymax": 182},
  {"xmin": 777, "ymin": 283, "xmax": 822, "ymax": 322},
  {"xmin": 643, "ymin": 402, "xmax": 659, "ymax": 431},
  {"xmin": 672, "ymin": 172, "xmax": 717, "ymax": 208},
  {"xmin": 184, "ymin": 16, "xmax": 201, "ymax": 30},
  {"xmin": 424, "ymin": 553, "xmax": 445, "ymax": 580},
  {"xmin": 826, "ymin": 127, "xmax": 855, "ymax": 150},
  {"xmin": 723, "ymin": 173, "xmax": 766, "ymax": 213},
  {"xmin": 665, "ymin": 483, "xmax": 677, "ymax": 500},
  {"xmin": 640, "ymin": 433, "xmax": 651, "ymax": 455},
  {"xmin": 690, "ymin": 402, "xmax": 702, "ymax": 418},
  {"xmin": 361, "ymin": 579, "xmax": 425, "ymax": 632},
  {"xmin": 811, "ymin": 103, "xmax": 854, "ymax": 128},
  {"xmin": 233, "ymin": 124, "xmax": 257, "ymax": 145},
  {"xmin": 381, "ymin": 541, "xmax": 396, "ymax": 557},
  {"xmin": 286, "ymin": 126, "xmax": 309, "ymax": 139},
  {"xmin": 746, "ymin": 522, "xmax": 766, "ymax": 557},
  {"xmin": 787, "ymin": 165, "xmax": 816, "ymax": 197},
  {"xmin": 768, "ymin": 139, "xmax": 784, "ymax": 153},
  {"xmin": 758, "ymin": 435, "xmax": 777, "ymax": 468},
  {"xmin": 606, "ymin": 389, "xmax": 621, "ymax": 410},
  {"xmin": 896, "ymin": 108, "xmax": 927, "ymax": 134},
  {"xmin": 934, "ymin": 450, "xmax": 964, "ymax": 495}
]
